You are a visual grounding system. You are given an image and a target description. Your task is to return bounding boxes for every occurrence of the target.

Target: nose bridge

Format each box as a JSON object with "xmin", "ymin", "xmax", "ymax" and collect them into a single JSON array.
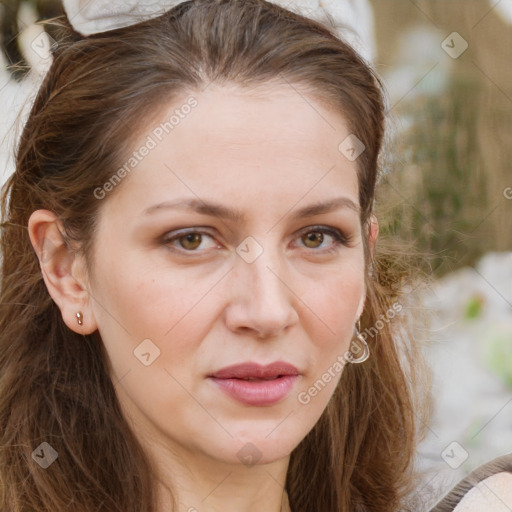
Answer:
[
  {"xmin": 243, "ymin": 238, "xmax": 287, "ymax": 301},
  {"xmin": 248, "ymin": 243, "xmax": 285, "ymax": 298},
  {"xmin": 229, "ymin": 237, "xmax": 297, "ymax": 336}
]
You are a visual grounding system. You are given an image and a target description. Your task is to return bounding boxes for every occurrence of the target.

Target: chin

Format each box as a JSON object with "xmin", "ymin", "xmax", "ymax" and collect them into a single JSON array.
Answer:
[{"xmin": 222, "ymin": 432, "xmax": 302, "ymax": 467}]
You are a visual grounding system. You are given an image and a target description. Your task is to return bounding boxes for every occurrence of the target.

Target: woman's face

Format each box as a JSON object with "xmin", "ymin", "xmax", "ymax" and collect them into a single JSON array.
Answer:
[{"xmin": 85, "ymin": 83, "xmax": 370, "ymax": 468}]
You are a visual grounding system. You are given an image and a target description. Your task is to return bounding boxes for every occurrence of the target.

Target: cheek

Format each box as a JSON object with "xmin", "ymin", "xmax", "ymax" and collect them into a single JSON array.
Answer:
[
  {"xmin": 300, "ymin": 262, "xmax": 365, "ymax": 340},
  {"xmin": 90, "ymin": 252, "xmax": 215, "ymax": 373},
  {"xmin": 296, "ymin": 261, "xmax": 365, "ymax": 399}
]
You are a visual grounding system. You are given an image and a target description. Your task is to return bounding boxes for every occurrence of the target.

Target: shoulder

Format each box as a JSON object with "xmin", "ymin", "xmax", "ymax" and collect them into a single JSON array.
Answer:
[
  {"xmin": 451, "ymin": 472, "xmax": 512, "ymax": 511},
  {"xmin": 429, "ymin": 453, "xmax": 512, "ymax": 512}
]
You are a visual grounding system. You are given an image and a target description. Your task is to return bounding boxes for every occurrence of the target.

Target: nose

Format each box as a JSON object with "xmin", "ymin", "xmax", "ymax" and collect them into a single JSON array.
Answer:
[{"xmin": 224, "ymin": 244, "xmax": 299, "ymax": 339}]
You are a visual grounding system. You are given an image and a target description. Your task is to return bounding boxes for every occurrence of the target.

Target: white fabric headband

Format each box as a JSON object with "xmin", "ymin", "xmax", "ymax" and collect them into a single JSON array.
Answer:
[{"xmin": 61, "ymin": 0, "xmax": 375, "ymax": 62}]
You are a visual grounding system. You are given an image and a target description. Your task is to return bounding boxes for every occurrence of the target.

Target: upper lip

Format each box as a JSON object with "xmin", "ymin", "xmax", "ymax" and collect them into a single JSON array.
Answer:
[{"xmin": 208, "ymin": 361, "xmax": 300, "ymax": 379}]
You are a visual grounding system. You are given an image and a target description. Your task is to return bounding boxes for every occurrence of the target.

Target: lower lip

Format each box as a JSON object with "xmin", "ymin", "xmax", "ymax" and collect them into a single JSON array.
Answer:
[{"xmin": 209, "ymin": 375, "xmax": 299, "ymax": 406}]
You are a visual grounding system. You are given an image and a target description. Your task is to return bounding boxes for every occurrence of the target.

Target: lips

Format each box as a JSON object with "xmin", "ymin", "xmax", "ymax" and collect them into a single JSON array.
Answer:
[
  {"xmin": 208, "ymin": 361, "xmax": 300, "ymax": 380},
  {"xmin": 208, "ymin": 361, "xmax": 300, "ymax": 406}
]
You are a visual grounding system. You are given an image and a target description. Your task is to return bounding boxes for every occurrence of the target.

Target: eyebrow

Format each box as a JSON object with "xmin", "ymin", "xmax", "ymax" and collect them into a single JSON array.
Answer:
[{"xmin": 143, "ymin": 196, "xmax": 360, "ymax": 221}]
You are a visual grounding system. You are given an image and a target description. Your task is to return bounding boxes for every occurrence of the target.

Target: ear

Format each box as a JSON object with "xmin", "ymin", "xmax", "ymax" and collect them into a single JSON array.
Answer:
[
  {"xmin": 355, "ymin": 214, "xmax": 379, "ymax": 320},
  {"xmin": 28, "ymin": 209, "xmax": 98, "ymax": 335}
]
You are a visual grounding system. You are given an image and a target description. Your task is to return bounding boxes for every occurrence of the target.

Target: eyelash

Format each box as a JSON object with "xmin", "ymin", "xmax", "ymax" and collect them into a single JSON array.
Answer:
[{"xmin": 160, "ymin": 226, "xmax": 350, "ymax": 256}]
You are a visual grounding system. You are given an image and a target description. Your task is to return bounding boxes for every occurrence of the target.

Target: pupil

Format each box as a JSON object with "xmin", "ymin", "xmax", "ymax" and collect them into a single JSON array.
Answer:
[
  {"xmin": 306, "ymin": 232, "xmax": 322, "ymax": 247},
  {"xmin": 183, "ymin": 234, "xmax": 200, "ymax": 249}
]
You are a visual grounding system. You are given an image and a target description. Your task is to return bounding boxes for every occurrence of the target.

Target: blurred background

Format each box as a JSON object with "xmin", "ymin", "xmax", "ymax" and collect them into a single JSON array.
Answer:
[
  {"xmin": 0, "ymin": 0, "xmax": 511, "ymax": 509},
  {"xmin": 370, "ymin": 1, "xmax": 512, "ymax": 507}
]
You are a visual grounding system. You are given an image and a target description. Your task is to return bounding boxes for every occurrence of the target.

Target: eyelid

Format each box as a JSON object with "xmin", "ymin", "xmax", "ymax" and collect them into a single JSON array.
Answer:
[
  {"xmin": 295, "ymin": 225, "xmax": 350, "ymax": 243},
  {"xmin": 160, "ymin": 224, "xmax": 352, "ymax": 254},
  {"xmin": 292, "ymin": 225, "xmax": 352, "ymax": 253},
  {"xmin": 160, "ymin": 227, "xmax": 220, "ymax": 251}
]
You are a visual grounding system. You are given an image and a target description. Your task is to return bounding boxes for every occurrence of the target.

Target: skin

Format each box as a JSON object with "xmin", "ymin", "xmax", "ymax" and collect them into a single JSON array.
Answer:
[
  {"xmin": 453, "ymin": 473, "xmax": 512, "ymax": 511},
  {"xmin": 29, "ymin": 83, "xmax": 378, "ymax": 512}
]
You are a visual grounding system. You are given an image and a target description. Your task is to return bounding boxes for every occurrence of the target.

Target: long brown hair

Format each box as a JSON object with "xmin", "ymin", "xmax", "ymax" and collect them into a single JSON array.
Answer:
[{"xmin": 0, "ymin": 1, "xmax": 430, "ymax": 511}]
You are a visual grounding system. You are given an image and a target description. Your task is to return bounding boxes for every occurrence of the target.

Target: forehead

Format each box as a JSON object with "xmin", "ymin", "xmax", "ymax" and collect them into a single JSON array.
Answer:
[
  {"xmin": 173, "ymin": 82, "xmax": 350, "ymax": 156},
  {"xmin": 102, "ymin": 82, "xmax": 360, "ymax": 219}
]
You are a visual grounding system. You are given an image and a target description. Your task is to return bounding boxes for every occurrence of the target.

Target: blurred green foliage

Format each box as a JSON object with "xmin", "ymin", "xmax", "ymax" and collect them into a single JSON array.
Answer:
[
  {"xmin": 377, "ymin": 74, "xmax": 490, "ymax": 278},
  {"xmin": 484, "ymin": 328, "xmax": 512, "ymax": 389},
  {"xmin": 372, "ymin": 0, "xmax": 512, "ymax": 280},
  {"xmin": 464, "ymin": 295, "xmax": 484, "ymax": 319}
]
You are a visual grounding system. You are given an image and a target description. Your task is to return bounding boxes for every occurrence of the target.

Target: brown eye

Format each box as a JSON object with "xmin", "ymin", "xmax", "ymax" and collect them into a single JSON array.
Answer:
[
  {"xmin": 178, "ymin": 233, "xmax": 202, "ymax": 250},
  {"xmin": 302, "ymin": 231, "xmax": 324, "ymax": 249},
  {"xmin": 295, "ymin": 226, "xmax": 349, "ymax": 254},
  {"xmin": 161, "ymin": 230, "xmax": 219, "ymax": 253}
]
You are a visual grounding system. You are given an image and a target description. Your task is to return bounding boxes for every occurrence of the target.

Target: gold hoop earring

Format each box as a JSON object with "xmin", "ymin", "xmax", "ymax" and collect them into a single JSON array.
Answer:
[
  {"xmin": 76, "ymin": 311, "xmax": 83, "ymax": 326},
  {"xmin": 346, "ymin": 320, "xmax": 370, "ymax": 364}
]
